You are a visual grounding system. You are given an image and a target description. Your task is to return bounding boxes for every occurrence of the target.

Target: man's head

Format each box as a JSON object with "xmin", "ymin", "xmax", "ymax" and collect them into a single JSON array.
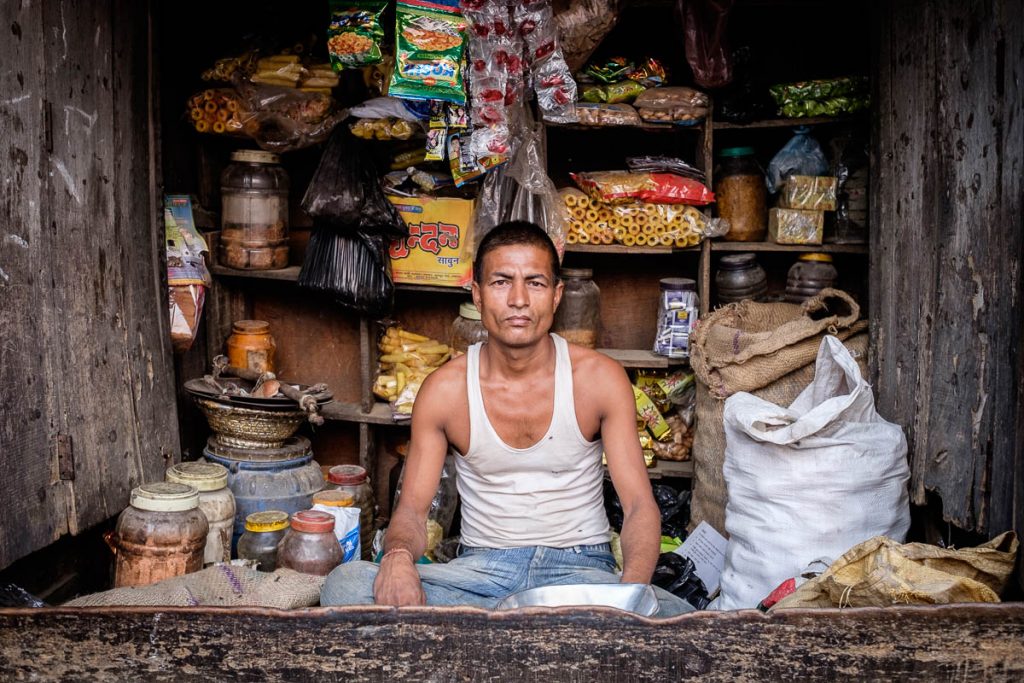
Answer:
[{"xmin": 471, "ymin": 221, "xmax": 563, "ymax": 349}]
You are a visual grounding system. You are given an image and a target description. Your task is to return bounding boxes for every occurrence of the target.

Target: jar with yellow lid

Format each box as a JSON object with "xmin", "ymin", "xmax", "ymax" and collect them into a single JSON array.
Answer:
[
  {"xmin": 786, "ymin": 253, "xmax": 838, "ymax": 303},
  {"xmin": 237, "ymin": 511, "xmax": 290, "ymax": 571},
  {"xmin": 166, "ymin": 461, "xmax": 235, "ymax": 565},
  {"xmin": 226, "ymin": 319, "xmax": 277, "ymax": 373},
  {"xmin": 312, "ymin": 490, "xmax": 361, "ymax": 563}
]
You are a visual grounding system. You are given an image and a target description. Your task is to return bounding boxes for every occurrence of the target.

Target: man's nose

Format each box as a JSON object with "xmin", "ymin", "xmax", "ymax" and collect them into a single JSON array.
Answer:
[{"xmin": 507, "ymin": 278, "xmax": 528, "ymax": 307}]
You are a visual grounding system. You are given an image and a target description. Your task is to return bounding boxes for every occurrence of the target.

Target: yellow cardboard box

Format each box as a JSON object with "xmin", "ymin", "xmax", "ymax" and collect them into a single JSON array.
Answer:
[{"xmin": 388, "ymin": 196, "xmax": 475, "ymax": 287}]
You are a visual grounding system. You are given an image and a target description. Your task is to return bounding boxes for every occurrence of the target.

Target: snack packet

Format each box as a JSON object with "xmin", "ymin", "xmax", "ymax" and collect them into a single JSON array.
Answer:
[
  {"xmin": 390, "ymin": 0, "xmax": 469, "ymax": 104},
  {"xmin": 571, "ymin": 171, "xmax": 716, "ymax": 205},
  {"xmin": 328, "ymin": 0, "xmax": 388, "ymax": 70}
]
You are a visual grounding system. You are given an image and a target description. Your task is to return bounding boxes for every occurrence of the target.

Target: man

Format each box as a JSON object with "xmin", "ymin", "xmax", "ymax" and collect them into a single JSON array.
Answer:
[{"xmin": 321, "ymin": 221, "xmax": 691, "ymax": 616}]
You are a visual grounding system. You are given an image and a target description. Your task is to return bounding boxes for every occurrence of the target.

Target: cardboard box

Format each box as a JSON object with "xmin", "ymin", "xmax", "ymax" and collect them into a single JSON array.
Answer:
[{"xmin": 388, "ymin": 196, "xmax": 475, "ymax": 287}]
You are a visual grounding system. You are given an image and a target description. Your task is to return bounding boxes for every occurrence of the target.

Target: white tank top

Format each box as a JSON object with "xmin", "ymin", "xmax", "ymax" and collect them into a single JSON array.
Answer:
[{"xmin": 453, "ymin": 334, "xmax": 610, "ymax": 549}]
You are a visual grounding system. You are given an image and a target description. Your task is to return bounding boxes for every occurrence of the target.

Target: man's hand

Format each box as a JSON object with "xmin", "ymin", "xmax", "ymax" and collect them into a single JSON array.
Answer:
[{"xmin": 373, "ymin": 551, "xmax": 427, "ymax": 606}]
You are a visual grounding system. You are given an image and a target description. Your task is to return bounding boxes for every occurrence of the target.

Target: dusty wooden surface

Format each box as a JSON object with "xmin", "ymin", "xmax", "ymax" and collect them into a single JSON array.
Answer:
[
  {"xmin": 0, "ymin": 604, "xmax": 1022, "ymax": 681},
  {"xmin": 870, "ymin": 0, "xmax": 1023, "ymax": 536}
]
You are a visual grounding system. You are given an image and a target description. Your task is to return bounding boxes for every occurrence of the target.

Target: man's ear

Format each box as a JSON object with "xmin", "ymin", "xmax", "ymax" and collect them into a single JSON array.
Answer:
[
  {"xmin": 471, "ymin": 280, "xmax": 482, "ymax": 310},
  {"xmin": 552, "ymin": 279, "xmax": 564, "ymax": 311}
]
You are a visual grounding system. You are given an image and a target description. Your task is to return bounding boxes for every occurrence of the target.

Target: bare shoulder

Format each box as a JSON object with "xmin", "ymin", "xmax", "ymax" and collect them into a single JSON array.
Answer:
[
  {"xmin": 418, "ymin": 352, "xmax": 467, "ymax": 404},
  {"xmin": 566, "ymin": 343, "xmax": 629, "ymax": 386}
]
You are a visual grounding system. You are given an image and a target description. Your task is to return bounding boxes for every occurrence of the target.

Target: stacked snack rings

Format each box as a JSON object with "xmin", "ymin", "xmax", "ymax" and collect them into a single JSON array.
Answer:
[
  {"xmin": 187, "ymin": 89, "xmax": 245, "ymax": 136},
  {"xmin": 561, "ymin": 189, "xmax": 707, "ymax": 249}
]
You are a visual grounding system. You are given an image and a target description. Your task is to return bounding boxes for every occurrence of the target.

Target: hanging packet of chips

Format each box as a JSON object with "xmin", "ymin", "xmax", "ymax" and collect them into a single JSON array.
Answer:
[
  {"xmin": 328, "ymin": 0, "xmax": 388, "ymax": 70},
  {"xmin": 390, "ymin": 0, "xmax": 468, "ymax": 104}
]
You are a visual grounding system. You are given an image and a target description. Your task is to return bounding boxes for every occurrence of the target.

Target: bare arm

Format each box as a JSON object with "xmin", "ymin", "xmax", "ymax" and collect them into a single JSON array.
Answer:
[
  {"xmin": 373, "ymin": 369, "xmax": 452, "ymax": 606},
  {"xmin": 598, "ymin": 360, "xmax": 661, "ymax": 584}
]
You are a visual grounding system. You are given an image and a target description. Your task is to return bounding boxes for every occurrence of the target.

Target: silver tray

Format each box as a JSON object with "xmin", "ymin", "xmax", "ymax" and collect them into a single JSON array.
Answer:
[{"xmin": 496, "ymin": 583, "xmax": 658, "ymax": 616}]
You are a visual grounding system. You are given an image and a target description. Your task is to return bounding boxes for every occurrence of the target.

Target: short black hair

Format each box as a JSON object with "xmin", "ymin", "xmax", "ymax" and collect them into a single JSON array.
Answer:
[{"xmin": 473, "ymin": 221, "xmax": 560, "ymax": 283}]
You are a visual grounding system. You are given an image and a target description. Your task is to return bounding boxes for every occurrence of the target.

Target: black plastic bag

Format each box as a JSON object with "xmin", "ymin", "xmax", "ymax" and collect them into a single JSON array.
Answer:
[
  {"xmin": 675, "ymin": 0, "xmax": 734, "ymax": 89},
  {"xmin": 714, "ymin": 46, "xmax": 772, "ymax": 124},
  {"xmin": 298, "ymin": 225, "xmax": 394, "ymax": 316},
  {"xmin": 652, "ymin": 553, "xmax": 711, "ymax": 610},
  {"xmin": 301, "ymin": 127, "xmax": 408, "ymax": 238},
  {"xmin": 604, "ymin": 480, "xmax": 692, "ymax": 539},
  {"xmin": 0, "ymin": 583, "xmax": 47, "ymax": 608}
]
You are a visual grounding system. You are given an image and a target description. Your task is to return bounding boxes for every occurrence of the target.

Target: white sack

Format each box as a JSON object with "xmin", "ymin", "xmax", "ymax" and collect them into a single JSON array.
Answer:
[{"xmin": 717, "ymin": 335, "xmax": 910, "ymax": 610}]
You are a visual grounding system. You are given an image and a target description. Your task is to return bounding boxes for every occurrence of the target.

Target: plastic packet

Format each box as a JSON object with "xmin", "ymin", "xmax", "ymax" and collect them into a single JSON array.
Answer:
[
  {"xmin": 251, "ymin": 55, "xmax": 307, "ymax": 88},
  {"xmin": 328, "ymin": 0, "xmax": 387, "ymax": 69},
  {"xmin": 604, "ymin": 80, "xmax": 646, "ymax": 104},
  {"xmin": 766, "ymin": 127, "xmax": 829, "ymax": 193},
  {"xmin": 633, "ymin": 86, "xmax": 709, "ymax": 124},
  {"xmin": 350, "ymin": 96, "xmax": 430, "ymax": 121},
  {"xmin": 675, "ymin": 0, "xmax": 734, "ymax": 90},
  {"xmin": 778, "ymin": 175, "xmax": 837, "ymax": 211},
  {"xmin": 554, "ymin": 0, "xmax": 620, "ymax": 72},
  {"xmin": 534, "ymin": 50, "xmax": 577, "ymax": 123},
  {"xmin": 186, "ymin": 88, "xmax": 247, "ymax": 136},
  {"xmin": 350, "ymin": 117, "xmax": 420, "ymax": 140},
  {"xmin": 626, "ymin": 57, "xmax": 667, "ymax": 88},
  {"xmin": 575, "ymin": 103, "xmax": 642, "ymax": 127},
  {"xmin": 390, "ymin": 0, "xmax": 468, "ymax": 104},
  {"xmin": 201, "ymin": 51, "xmax": 258, "ymax": 82},
  {"xmin": 233, "ymin": 83, "xmax": 348, "ymax": 152},
  {"xmin": 778, "ymin": 96, "xmax": 869, "ymax": 118},
  {"xmin": 562, "ymin": 192, "xmax": 715, "ymax": 248},
  {"xmin": 769, "ymin": 76, "xmax": 868, "ymax": 105},
  {"xmin": 297, "ymin": 227, "xmax": 395, "ymax": 316},
  {"xmin": 516, "ymin": 1, "xmax": 558, "ymax": 64},
  {"xmin": 768, "ymin": 208, "xmax": 824, "ymax": 245},
  {"xmin": 626, "ymin": 155, "xmax": 705, "ymax": 182},
  {"xmin": 584, "ymin": 56, "xmax": 633, "ymax": 84},
  {"xmin": 571, "ymin": 170, "xmax": 715, "ymax": 205}
]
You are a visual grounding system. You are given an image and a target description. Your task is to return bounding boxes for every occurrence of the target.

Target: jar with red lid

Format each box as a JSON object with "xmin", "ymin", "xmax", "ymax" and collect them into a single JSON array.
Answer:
[
  {"xmin": 277, "ymin": 510, "xmax": 343, "ymax": 576},
  {"xmin": 326, "ymin": 465, "xmax": 375, "ymax": 560}
]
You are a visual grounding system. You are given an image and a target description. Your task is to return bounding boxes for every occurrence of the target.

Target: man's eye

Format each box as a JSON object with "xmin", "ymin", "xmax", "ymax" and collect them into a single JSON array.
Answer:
[
  {"xmin": 528, "ymin": 280, "xmax": 546, "ymax": 288},
  {"xmin": 491, "ymin": 279, "xmax": 508, "ymax": 286}
]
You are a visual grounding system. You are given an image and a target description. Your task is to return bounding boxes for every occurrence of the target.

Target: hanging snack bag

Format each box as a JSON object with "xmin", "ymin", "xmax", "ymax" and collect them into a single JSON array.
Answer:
[
  {"xmin": 328, "ymin": 0, "xmax": 388, "ymax": 70},
  {"xmin": 390, "ymin": 0, "xmax": 468, "ymax": 104}
]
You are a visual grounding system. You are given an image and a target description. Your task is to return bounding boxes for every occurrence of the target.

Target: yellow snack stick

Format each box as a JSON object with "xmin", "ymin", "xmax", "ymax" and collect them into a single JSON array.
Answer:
[
  {"xmin": 396, "ymin": 372, "xmax": 406, "ymax": 395},
  {"xmin": 416, "ymin": 343, "xmax": 450, "ymax": 355},
  {"xmin": 398, "ymin": 330, "xmax": 431, "ymax": 342},
  {"xmin": 379, "ymin": 352, "xmax": 411, "ymax": 364}
]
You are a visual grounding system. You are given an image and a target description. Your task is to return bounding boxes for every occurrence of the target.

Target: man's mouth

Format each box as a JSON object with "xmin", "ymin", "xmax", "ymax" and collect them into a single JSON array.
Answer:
[{"xmin": 505, "ymin": 316, "xmax": 531, "ymax": 326}]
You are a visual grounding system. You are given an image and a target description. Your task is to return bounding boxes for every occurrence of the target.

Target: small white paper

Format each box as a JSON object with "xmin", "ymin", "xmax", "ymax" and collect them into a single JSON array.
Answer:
[{"xmin": 674, "ymin": 521, "xmax": 728, "ymax": 595}]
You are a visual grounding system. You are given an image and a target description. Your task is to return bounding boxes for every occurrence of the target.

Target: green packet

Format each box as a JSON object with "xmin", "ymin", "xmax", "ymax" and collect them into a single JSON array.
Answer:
[
  {"xmin": 769, "ymin": 76, "xmax": 868, "ymax": 106},
  {"xmin": 389, "ymin": 0, "xmax": 468, "ymax": 105},
  {"xmin": 633, "ymin": 385, "xmax": 671, "ymax": 442},
  {"xmin": 328, "ymin": 0, "xmax": 387, "ymax": 70},
  {"xmin": 779, "ymin": 96, "xmax": 870, "ymax": 118}
]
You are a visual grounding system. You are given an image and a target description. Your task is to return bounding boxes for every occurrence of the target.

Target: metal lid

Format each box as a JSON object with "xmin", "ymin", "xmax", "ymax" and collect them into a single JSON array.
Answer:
[
  {"xmin": 799, "ymin": 253, "xmax": 833, "ymax": 263},
  {"xmin": 659, "ymin": 277, "xmax": 696, "ymax": 291},
  {"xmin": 231, "ymin": 319, "xmax": 271, "ymax": 334},
  {"xmin": 205, "ymin": 435, "xmax": 311, "ymax": 463},
  {"xmin": 313, "ymin": 490, "xmax": 355, "ymax": 507},
  {"xmin": 165, "ymin": 462, "xmax": 229, "ymax": 492},
  {"xmin": 231, "ymin": 150, "xmax": 280, "ymax": 165},
  {"xmin": 718, "ymin": 253, "xmax": 759, "ymax": 269},
  {"xmin": 290, "ymin": 510, "xmax": 335, "ymax": 533},
  {"xmin": 718, "ymin": 146, "xmax": 756, "ymax": 158},
  {"xmin": 560, "ymin": 268, "xmax": 593, "ymax": 279},
  {"xmin": 130, "ymin": 482, "xmax": 200, "ymax": 513},
  {"xmin": 328, "ymin": 465, "xmax": 368, "ymax": 486},
  {"xmin": 459, "ymin": 302, "xmax": 482, "ymax": 320},
  {"xmin": 245, "ymin": 510, "xmax": 290, "ymax": 532}
]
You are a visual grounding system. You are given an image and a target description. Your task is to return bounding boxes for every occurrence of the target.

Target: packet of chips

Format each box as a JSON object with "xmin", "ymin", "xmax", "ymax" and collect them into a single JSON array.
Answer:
[
  {"xmin": 328, "ymin": 0, "xmax": 387, "ymax": 70},
  {"xmin": 390, "ymin": 0, "xmax": 468, "ymax": 104}
]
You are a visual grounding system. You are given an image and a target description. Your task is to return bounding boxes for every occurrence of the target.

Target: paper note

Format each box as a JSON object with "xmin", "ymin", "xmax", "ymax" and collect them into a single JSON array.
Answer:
[{"xmin": 674, "ymin": 521, "xmax": 728, "ymax": 595}]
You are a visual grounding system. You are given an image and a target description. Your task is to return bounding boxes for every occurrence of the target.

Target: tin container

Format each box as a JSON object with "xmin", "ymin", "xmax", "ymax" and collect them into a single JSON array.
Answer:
[{"xmin": 165, "ymin": 462, "xmax": 235, "ymax": 565}]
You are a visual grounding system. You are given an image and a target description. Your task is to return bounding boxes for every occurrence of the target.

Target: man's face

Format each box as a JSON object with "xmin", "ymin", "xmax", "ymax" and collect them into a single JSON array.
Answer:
[{"xmin": 472, "ymin": 244, "xmax": 563, "ymax": 349}]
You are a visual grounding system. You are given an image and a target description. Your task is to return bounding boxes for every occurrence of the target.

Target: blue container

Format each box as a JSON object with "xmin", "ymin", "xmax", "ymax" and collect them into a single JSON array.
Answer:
[{"xmin": 204, "ymin": 447, "xmax": 325, "ymax": 554}]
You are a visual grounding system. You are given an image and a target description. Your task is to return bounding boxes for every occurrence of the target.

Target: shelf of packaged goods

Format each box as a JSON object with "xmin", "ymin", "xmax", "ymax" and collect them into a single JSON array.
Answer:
[
  {"xmin": 598, "ymin": 349, "xmax": 687, "ymax": 369},
  {"xmin": 209, "ymin": 264, "xmax": 470, "ymax": 294},
  {"xmin": 545, "ymin": 121, "xmax": 704, "ymax": 134},
  {"xmin": 564, "ymin": 244, "xmax": 699, "ymax": 255},
  {"xmin": 709, "ymin": 241, "xmax": 869, "ymax": 254},
  {"xmin": 320, "ymin": 400, "xmax": 405, "ymax": 426},
  {"xmin": 712, "ymin": 114, "xmax": 866, "ymax": 130}
]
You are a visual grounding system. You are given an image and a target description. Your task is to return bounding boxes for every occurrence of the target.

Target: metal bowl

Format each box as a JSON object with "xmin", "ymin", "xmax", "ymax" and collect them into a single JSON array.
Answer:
[
  {"xmin": 194, "ymin": 398, "xmax": 307, "ymax": 450},
  {"xmin": 496, "ymin": 583, "xmax": 659, "ymax": 617}
]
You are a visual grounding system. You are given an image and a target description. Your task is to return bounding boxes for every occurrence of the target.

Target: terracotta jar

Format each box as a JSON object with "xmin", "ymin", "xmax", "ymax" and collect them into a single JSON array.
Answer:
[
  {"xmin": 113, "ymin": 483, "xmax": 209, "ymax": 588},
  {"xmin": 165, "ymin": 461, "xmax": 235, "ymax": 565},
  {"xmin": 226, "ymin": 319, "xmax": 277, "ymax": 373}
]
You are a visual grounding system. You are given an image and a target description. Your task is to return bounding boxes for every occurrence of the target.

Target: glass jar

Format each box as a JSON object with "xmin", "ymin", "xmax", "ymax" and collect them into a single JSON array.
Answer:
[
  {"xmin": 786, "ymin": 253, "xmax": 839, "ymax": 303},
  {"xmin": 312, "ymin": 490, "xmax": 361, "ymax": 563},
  {"xmin": 113, "ymin": 483, "xmax": 209, "ymax": 588},
  {"xmin": 326, "ymin": 465, "xmax": 375, "ymax": 561},
  {"xmin": 653, "ymin": 278, "xmax": 699, "ymax": 359},
  {"xmin": 450, "ymin": 302, "xmax": 488, "ymax": 355},
  {"xmin": 393, "ymin": 453, "xmax": 459, "ymax": 537},
  {"xmin": 715, "ymin": 253, "xmax": 768, "ymax": 305},
  {"xmin": 219, "ymin": 150, "xmax": 290, "ymax": 270},
  {"xmin": 551, "ymin": 268, "xmax": 602, "ymax": 349},
  {"xmin": 165, "ymin": 461, "xmax": 235, "ymax": 565},
  {"xmin": 237, "ymin": 510, "xmax": 290, "ymax": 571},
  {"xmin": 277, "ymin": 510, "xmax": 343, "ymax": 576},
  {"xmin": 715, "ymin": 147, "xmax": 767, "ymax": 242},
  {"xmin": 226, "ymin": 319, "xmax": 277, "ymax": 373}
]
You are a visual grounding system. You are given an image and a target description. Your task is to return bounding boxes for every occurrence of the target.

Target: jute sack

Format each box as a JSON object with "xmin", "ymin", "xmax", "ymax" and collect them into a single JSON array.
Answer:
[{"xmin": 689, "ymin": 289, "xmax": 868, "ymax": 533}]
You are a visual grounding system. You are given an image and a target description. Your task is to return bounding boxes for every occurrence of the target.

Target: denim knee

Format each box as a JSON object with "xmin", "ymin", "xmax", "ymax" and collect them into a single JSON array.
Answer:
[{"xmin": 320, "ymin": 560, "xmax": 379, "ymax": 606}]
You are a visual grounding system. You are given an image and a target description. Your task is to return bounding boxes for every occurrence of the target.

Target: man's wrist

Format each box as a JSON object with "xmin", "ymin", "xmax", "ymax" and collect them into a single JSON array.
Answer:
[{"xmin": 381, "ymin": 547, "xmax": 416, "ymax": 565}]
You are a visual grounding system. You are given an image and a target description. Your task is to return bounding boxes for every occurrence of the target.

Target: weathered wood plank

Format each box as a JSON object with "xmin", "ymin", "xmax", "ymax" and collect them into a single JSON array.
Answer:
[
  {"xmin": 0, "ymin": 604, "xmax": 1021, "ymax": 681},
  {"xmin": 0, "ymin": 0, "xmax": 70, "ymax": 570}
]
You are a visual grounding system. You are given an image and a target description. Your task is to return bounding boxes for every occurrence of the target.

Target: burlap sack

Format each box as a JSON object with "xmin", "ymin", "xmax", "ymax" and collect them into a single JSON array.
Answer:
[
  {"xmin": 688, "ymin": 289, "xmax": 869, "ymax": 533},
  {"xmin": 64, "ymin": 565, "xmax": 325, "ymax": 608},
  {"xmin": 772, "ymin": 531, "xmax": 1019, "ymax": 610}
]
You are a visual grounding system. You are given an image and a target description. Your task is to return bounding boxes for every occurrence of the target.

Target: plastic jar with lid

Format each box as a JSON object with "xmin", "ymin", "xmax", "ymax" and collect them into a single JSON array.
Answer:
[
  {"xmin": 715, "ymin": 147, "xmax": 768, "ymax": 242},
  {"xmin": 113, "ymin": 483, "xmax": 209, "ymax": 588},
  {"xmin": 450, "ymin": 301, "xmax": 488, "ymax": 355},
  {"xmin": 715, "ymin": 253, "xmax": 768, "ymax": 305},
  {"xmin": 237, "ymin": 511, "xmax": 290, "ymax": 571},
  {"xmin": 653, "ymin": 278, "xmax": 699, "ymax": 358},
  {"xmin": 326, "ymin": 465, "xmax": 375, "ymax": 561},
  {"xmin": 226, "ymin": 319, "xmax": 277, "ymax": 373},
  {"xmin": 312, "ymin": 490, "xmax": 361, "ymax": 563},
  {"xmin": 277, "ymin": 510, "xmax": 343, "ymax": 576},
  {"xmin": 165, "ymin": 461, "xmax": 235, "ymax": 565},
  {"xmin": 786, "ymin": 253, "xmax": 839, "ymax": 303},
  {"xmin": 551, "ymin": 268, "xmax": 602, "ymax": 349},
  {"xmin": 219, "ymin": 150, "xmax": 290, "ymax": 270}
]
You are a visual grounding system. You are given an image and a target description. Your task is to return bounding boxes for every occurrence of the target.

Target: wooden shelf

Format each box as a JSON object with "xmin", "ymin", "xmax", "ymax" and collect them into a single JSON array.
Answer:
[
  {"xmin": 598, "ymin": 349, "xmax": 688, "ymax": 369},
  {"xmin": 210, "ymin": 263, "xmax": 470, "ymax": 294},
  {"xmin": 321, "ymin": 401, "xmax": 404, "ymax": 426},
  {"xmin": 546, "ymin": 121, "xmax": 703, "ymax": 134},
  {"xmin": 646, "ymin": 459, "xmax": 694, "ymax": 479},
  {"xmin": 565, "ymin": 244, "xmax": 699, "ymax": 255},
  {"xmin": 710, "ymin": 241, "xmax": 869, "ymax": 254},
  {"xmin": 712, "ymin": 115, "xmax": 865, "ymax": 130}
]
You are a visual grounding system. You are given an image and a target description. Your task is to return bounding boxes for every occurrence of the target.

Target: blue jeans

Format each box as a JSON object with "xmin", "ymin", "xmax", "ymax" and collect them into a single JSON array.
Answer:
[{"xmin": 320, "ymin": 543, "xmax": 693, "ymax": 617}]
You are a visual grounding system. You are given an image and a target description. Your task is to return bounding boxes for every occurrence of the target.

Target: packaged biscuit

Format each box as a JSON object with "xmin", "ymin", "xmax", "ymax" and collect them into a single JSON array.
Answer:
[
  {"xmin": 390, "ymin": 0, "xmax": 468, "ymax": 104},
  {"xmin": 571, "ymin": 170, "xmax": 715, "ymax": 206},
  {"xmin": 768, "ymin": 207, "xmax": 824, "ymax": 245},
  {"xmin": 328, "ymin": 0, "xmax": 388, "ymax": 70},
  {"xmin": 779, "ymin": 175, "xmax": 838, "ymax": 211}
]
